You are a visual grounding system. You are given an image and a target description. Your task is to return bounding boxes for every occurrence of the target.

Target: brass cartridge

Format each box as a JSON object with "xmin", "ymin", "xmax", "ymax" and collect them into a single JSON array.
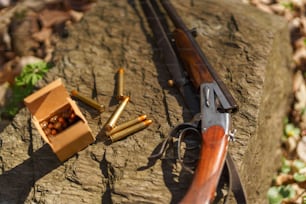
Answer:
[
  {"xmin": 117, "ymin": 68, "xmax": 124, "ymax": 100},
  {"xmin": 104, "ymin": 96, "xmax": 130, "ymax": 131},
  {"xmin": 109, "ymin": 119, "xmax": 152, "ymax": 142},
  {"xmin": 71, "ymin": 90, "xmax": 105, "ymax": 112},
  {"xmin": 106, "ymin": 114, "xmax": 147, "ymax": 136}
]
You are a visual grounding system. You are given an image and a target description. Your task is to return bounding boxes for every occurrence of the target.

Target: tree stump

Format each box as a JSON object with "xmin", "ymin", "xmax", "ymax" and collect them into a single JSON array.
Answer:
[{"xmin": 0, "ymin": 0, "xmax": 292, "ymax": 203}]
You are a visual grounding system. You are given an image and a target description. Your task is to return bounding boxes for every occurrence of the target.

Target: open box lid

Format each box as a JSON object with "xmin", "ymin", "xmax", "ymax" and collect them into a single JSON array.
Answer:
[{"xmin": 24, "ymin": 79, "xmax": 70, "ymax": 121}]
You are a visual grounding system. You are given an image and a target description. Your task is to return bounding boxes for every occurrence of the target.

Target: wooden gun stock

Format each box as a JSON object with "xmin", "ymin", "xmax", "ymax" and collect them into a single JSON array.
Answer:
[{"xmin": 180, "ymin": 125, "xmax": 228, "ymax": 204}]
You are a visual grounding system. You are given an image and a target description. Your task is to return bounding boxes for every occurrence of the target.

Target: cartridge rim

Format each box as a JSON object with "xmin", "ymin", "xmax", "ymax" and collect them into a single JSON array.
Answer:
[{"xmin": 71, "ymin": 89, "xmax": 78, "ymax": 96}]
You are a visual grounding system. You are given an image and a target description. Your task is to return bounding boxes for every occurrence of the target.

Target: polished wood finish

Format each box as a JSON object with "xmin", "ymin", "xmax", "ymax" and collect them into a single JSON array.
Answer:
[
  {"xmin": 173, "ymin": 28, "xmax": 214, "ymax": 90},
  {"xmin": 180, "ymin": 125, "xmax": 228, "ymax": 204}
]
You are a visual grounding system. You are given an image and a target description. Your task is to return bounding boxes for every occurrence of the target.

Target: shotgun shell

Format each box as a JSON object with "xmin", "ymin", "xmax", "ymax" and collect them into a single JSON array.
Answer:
[
  {"xmin": 106, "ymin": 114, "xmax": 147, "ymax": 136},
  {"xmin": 168, "ymin": 79, "xmax": 174, "ymax": 87},
  {"xmin": 71, "ymin": 89, "xmax": 105, "ymax": 112},
  {"xmin": 109, "ymin": 119, "xmax": 152, "ymax": 142},
  {"xmin": 104, "ymin": 96, "xmax": 130, "ymax": 131},
  {"xmin": 117, "ymin": 68, "xmax": 125, "ymax": 100}
]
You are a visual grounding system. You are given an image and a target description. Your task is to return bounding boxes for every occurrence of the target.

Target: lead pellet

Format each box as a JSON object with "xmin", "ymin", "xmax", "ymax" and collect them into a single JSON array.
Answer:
[
  {"xmin": 109, "ymin": 119, "xmax": 152, "ymax": 142},
  {"xmin": 117, "ymin": 68, "xmax": 125, "ymax": 100},
  {"xmin": 106, "ymin": 114, "xmax": 147, "ymax": 136},
  {"xmin": 104, "ymin": 96, "xmax": 130, "ymax": 131},
  {"xmin": 71, "ymin": 89, "xmax": 105, "ymax": 112}
]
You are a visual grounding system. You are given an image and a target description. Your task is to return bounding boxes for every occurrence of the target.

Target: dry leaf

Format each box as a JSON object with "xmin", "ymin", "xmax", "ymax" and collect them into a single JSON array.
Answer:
[
  {"xmin": 270, "ymin": 4, "xmax": 286, "ymax": 16},
  {"xmin": 297, "ymin": 136, "xmax": 306, "ymax": 162},
  {"xmin": 294, "ymin": 81, "xmax": 306, "ymax": 111},
  {"xmin": 293, "ymin": 47, "xmax": 306, "ymax": 67},
  {"xmin": 255, "ymin": 3, "xmax": 273, "ymax": 13},
  {"xmin": 39, "ymin": 9, "xmax": 71, "ymax": 28},
  {"xmin": 9, "ymin": 13, "xmax": 40, "ymax": 56},
  {"xmin": 0, "ymin": 82, "xmax": 9, "ymax": 106},
  {"xmin": 0, "ymin": 57, "xmax": 20, "ymax": 85},
  {"xmin": 275, "ymin": 173, "xmax": 294, "ymax": 186},
  {"xmin": 292, "ymin": 70, "xmax": 306, "ymax": 111},
  {"xmin": 68, "ymin": 10, "xmax": 84, "ymax": 22},
  {"xmin": 293, "ymin": 70, "xmax": 305, "ymax": 92},
  {"xmin": 285, "ymin": 136, "xmax": 298, "ymax": 153},
  {"xmin": 301, "ymin": 113, "xmax": 306, "ymax": 130},
  {"xmin": 18, "ymin": 56, "xmax": 43, "ymax": 71},
  {"xmin": 32, "ymin": 27, "xmax": 52, "ymax": 42},
  {"xmin": 0, "ymin": 0, "xmax": 11, "ymax": 8},
  {"xmin": 2, "ymin": 28, "xmax": 11, "ymax": 50}
]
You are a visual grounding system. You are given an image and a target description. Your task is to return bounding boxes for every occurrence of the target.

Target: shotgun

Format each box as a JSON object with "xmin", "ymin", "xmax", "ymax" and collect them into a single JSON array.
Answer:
[{"xmin": 140, "ymin": 0, "xmax": 247, "ymax": 203}]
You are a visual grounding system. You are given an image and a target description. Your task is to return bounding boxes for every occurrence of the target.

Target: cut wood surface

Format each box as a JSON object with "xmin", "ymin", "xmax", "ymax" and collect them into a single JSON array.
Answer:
[{"xmin": 0, "ymin": 0, "xmax": 292, "ymax": 203}]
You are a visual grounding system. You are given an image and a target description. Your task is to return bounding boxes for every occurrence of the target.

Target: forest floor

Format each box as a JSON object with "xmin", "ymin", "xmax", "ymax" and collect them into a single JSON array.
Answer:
[
  {"xmin": 250, "ymin": 1, "xmax": 306, "ymax": 203},
  {"xmin": 246, "ymin": 0, "xmax": 306, "ymax": 204}
]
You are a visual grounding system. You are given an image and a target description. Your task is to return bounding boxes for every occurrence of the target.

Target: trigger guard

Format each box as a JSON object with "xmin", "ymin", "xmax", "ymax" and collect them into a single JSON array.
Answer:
[
  {"xmin": 148, "ymin": 114, "xmax": 201, "ymax": 160},
  {"xmin": 176, "ymin": 126, "xmax": 201, "ymax": 174},
  {"xmin": 170, "ymin": 112, "xmax": 201, "ymax": 138},
  {"xmin": 170, "ymin": 123, "xmax": 200, "ymax": 139}
]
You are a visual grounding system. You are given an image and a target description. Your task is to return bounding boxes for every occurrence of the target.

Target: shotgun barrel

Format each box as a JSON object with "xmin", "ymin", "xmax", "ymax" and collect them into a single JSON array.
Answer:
[
  {"xmin": 140, "ymin": 0, "xmax": 246, "ymax": 203},
  {"xmin": 160, "ymin": 0, "xmax": 238, "ymax": 113}
]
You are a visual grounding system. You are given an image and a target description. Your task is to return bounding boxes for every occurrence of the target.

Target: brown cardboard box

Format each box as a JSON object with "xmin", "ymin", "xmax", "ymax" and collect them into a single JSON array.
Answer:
[{"xmin": 24, "ymin": 78, "xmax": 95, "ymax": 161}]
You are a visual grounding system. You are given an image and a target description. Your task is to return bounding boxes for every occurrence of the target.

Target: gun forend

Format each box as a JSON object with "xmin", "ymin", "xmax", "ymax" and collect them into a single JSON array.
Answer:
[
  {"xmin": 172, "ymin": 28, "xmax": 214, "ymax": 89},
  {"xmin": 180, "ymin": 125, "xmax": 228, "ymax": 204},
  {"xmin": 172, "ymin": 28, "xmax": 238, "ymax": 112},
  {"xmin": 161, "ymin": 0, "xmax": 238, "ymax": 112}
]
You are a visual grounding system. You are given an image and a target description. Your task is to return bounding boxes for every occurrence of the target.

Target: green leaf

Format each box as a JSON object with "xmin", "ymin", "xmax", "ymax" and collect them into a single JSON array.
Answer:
[
  {"xmin": 282, "ymin": 2, "xmax": 294, "ymax": 11},
  {"xmin": 292, "ymin": 160, "xmax": 306, "ymax": 171},
  {"xmin": 267, "ymin": 186, "xmax": 282, "ymax": 204},
  {"xmin": 267, "ymin": 185, "xmax": 297, "ymax": 204},
  {"xmin": 293, "ymin": 172, "xmax": 306, "ymax": 182},
  {"xmin": 267, "ymin": 186, "xmax": 283, "ymax": 204},
  {"xmin": 284, "ymin": 123, "xmax": 300, "ymax": 137},
  {"xmin": 2, "ymin": 60, "xmax": 51, "ymax": 118},
  {"xmin": 30, "ymin": 74, "xmax": 39, "ymax": 85},
  {"xmin": 279, "ymin": 185, "xmax": 295, "ymax": 199},
  {"xmin": 24, "ymin": 74, "xmax": 33, "ymax": 85},
  {"xmin": 284, "ymin": 117, "xmax": 289, "ymax": 124},
  {"xmin": 281, "ymin": 158, "xmax": 291, "ymax": 173},
  {"xmin": 15, "ymin": 61, "xmax": 50, "ymax": 86},
  {"xmin": 301, "ymin": 107, "xmax": 306, "ymax": 115}
]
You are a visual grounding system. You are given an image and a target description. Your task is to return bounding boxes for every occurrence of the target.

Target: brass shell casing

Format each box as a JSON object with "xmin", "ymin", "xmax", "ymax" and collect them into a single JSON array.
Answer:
[
  {"xmin": 106, "ymin": 114, "xmax": 147, "ymax": 136},
  {"xmin": 104, "ymin": 96, "xmax": 130, "ymax": 131},
  {"xmin": 71, "ymin": 90, "xmax": 105, "ymax": 112},
  {"xmin": 109, "ymin": 119, "xmax": 152, "ymax": 142},
  {"xmin": 117, "ymin": 68, "xmax": 125, "ymax": 100}
]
